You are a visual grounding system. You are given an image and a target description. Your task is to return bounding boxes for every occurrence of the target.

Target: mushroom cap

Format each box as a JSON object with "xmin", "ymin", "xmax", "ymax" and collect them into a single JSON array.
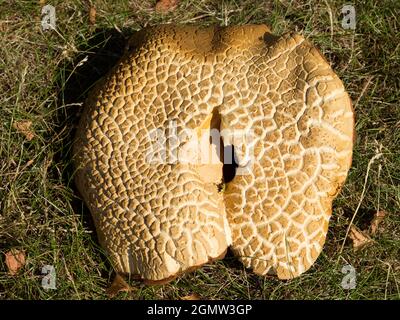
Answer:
[{"xmin": 73, "ymin": 24, "xmax": 354, "ymax": 282}]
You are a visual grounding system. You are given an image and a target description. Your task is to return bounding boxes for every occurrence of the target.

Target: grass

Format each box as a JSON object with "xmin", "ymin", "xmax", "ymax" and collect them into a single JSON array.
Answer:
[{"xmin": 0, "ymin": 0, "xmax": 399, "ymax": 300}]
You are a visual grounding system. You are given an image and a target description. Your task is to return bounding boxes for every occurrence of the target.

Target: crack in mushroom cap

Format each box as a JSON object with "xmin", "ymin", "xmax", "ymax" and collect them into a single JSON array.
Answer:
[{"xmin": 73, "ymin": 24, "xmax": 354, "ymax": 282}]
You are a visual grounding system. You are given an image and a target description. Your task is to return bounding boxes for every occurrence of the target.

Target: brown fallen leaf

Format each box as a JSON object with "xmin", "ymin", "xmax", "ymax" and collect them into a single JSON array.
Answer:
[
  {"xmin": 89, "ymin": 5, "xmax": 96, "ymax": 25},
  {"xmin": 13, "ymin": 120, "xmax": 35, "ymax": 141},
  {"xmin": 25, "ymin": 159, "xmax": 34, "ymax": 167},
  {"xmin": 106, "ymin": 273, "xmax": 134, "ymax": 298},
  {"xmin": 349, "ymin": 225, "xmax": 373, "ymax": 251},
  {"xmin": 155, "ymin": 0, "xmax": 178, "ymax": 13},
  {"xmin": 370, "ymin": 210, "xmax": 386, "ymax": 235},
  {"xmin": 39, "ymin": 0, "xmax": 45, "ymax": 5},
  {"xmin": 181, "ymin": 293, "xmax": 201, "ymax": 300},
  {"xmin": 5, "ymin": 249, "xmax": 26, "ymax": 275}
]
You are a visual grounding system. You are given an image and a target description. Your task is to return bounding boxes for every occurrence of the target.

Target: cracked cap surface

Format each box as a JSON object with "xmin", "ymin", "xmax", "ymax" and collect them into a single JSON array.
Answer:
[{"xmin": 73, "ymin": 24, "xmax": 354, "ymax": 282}]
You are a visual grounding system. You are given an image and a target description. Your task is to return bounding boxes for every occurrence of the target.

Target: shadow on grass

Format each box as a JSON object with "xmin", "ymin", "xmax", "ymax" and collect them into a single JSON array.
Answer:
[
  {"xmin": 342, "ymin": 207, "xmax": 377, "ymax": 231},
  {"xmin": 53, "ymin": 27, "xmax": 133, "ymax": 279}
]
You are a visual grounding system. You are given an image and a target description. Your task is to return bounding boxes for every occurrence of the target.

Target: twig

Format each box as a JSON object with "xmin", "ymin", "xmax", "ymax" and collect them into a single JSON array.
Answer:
[
  {"xmin": 354, "ymin": 76, "xmax": 373, "ymax": 110},
  {"xmin": 324, "ymin": 0, "xmax": 334, "ymax": 43},
  {"xmin": 338, "ymin": 152, "xmax": 383, "ymax": 258},
  {"xmin": 62, "ymin": 256, "xmax": 81, "ymax": 299}
]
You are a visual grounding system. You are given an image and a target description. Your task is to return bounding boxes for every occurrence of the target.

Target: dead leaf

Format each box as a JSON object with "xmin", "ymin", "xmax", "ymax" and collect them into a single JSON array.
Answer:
[
  {"xmin": 181, "ymin": 293, "xmax": 201, "ymax": 300},
  {"xmin": 349, "ymin": 225, "xmax": 373, "ymax": 251},
  {"xmin": 106, "ymin": 274, "xmax": 134, "ymax": 298},
  {"xmin": 5, "ymin": 249, "xmax": 26, "ymax": 275},
  {"xmin": 13, "ymin": 120, "xmax": 35, "ymax": 141},
  {"xmin": 155, "ymin": 0, "xmax": 178, "ymax": 13},
  {"xmin": 25, "ymin": 159, "xmax": 34, "ymax": 167},
  {"xmin": 89, "ymin": 5, "xmax": 96, "ymax": 25},
  {"xmin": 370, "ymin": 210, "xmax": 386, "ymax": 235},
  {"xmin": 39, "ymin": 0, "xmax": 45, "ymax": 5}
]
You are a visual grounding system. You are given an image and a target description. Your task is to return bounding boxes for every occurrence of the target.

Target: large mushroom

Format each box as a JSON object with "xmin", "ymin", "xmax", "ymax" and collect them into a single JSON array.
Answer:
[{"xmin": 73, "ymin": 24, "xmax": 354, "ymax": 283}]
